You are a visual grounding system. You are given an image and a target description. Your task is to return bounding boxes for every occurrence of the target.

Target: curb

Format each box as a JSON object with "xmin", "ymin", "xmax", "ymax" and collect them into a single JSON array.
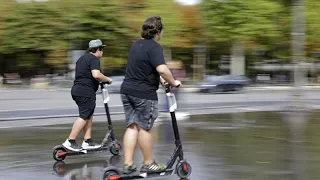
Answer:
[
  {"xmin": 1, "ymin": 85, "xmax": 320, "ymax": 93},
  {"xmin": 2, "ymin": 103, "xmax": 319, "ymax": 122},
  {"xmin": 182, "ymin": 86, "xmax": 320, "ymax": 93},
  {"xmin": 0, "ymin": 105, "xmax": 250, "ymax": 121}
]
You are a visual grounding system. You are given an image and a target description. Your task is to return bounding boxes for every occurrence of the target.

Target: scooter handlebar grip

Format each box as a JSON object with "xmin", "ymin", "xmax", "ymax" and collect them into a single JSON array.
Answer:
[
  {"xmin": 164, "ymin": 83, "xmax": 174, "ymax": 93},
  {"xmin": 164, "ymin": 83, "xmax": 179, "ymax": 91},
  {"xmin": 100, "ymin": 81, "xmax": 111, "ymax": 85}
]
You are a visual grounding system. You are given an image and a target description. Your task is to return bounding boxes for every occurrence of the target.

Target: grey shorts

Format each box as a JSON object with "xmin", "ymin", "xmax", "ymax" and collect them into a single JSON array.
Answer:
[{"xmin": 121, "ymin": 94, "xmax": 158, "ymax": 131}]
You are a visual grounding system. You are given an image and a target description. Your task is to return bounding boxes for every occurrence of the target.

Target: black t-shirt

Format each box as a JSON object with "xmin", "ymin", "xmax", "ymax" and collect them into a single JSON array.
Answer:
[
  {"xmin": 120, "ymin": 39, "xmax": 165, "ymax": 100},
  {"xmin": 71, "ymin": 53, "xmax": 101, "ymax": 99}
]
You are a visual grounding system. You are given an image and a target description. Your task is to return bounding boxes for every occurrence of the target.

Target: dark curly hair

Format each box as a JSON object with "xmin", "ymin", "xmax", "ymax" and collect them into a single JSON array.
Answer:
[
  {"xmin": 87, "ymin": 46, "xmax": 104, "ymax": 53},
  {"xmin": 141, "ymin": 16, "xmax": 163, "ymax": 39}
]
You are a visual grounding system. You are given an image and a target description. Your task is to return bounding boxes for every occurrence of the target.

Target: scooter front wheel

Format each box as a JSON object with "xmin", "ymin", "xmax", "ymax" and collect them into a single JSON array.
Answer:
[
  {"xmin": 53, "ymin": 147, "xmax": 67, "ymax": 161},
  {"xmin": 176, "ymin": 161, "xmax": 192, "ymax": 179}
]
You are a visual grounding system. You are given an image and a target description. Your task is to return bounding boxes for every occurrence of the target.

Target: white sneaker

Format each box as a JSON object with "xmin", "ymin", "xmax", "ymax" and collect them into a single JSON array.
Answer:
[
  {"xmin": 62, "ymin": 139, "xmax": 82, "ymax": 152},
  {"xmin": 81, "ymin": 139, "xmax": 101, "ymax": 150}
]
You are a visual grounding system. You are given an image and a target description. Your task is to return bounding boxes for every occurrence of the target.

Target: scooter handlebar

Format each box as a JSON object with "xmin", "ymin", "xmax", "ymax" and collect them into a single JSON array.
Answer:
[
  {"xmin": 100, "ymin": 81, "xmax": 112, "ymax": 89},
  {"xmin": 164, "ymin": 83, "xmax": 180, "ymax": 93},
  {"xmin": 100, "ymin": 81, "xmax": 111, "ymax": 85}
]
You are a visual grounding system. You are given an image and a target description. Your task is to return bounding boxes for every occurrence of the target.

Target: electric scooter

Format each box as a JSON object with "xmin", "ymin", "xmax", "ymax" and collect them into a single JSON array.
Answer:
[
  {"xmin": 103, "ymin": 84, "xmax": 192, "ymax": 180},
  {"xmin": 52, "ymin": 82, "xmax": 122, "ymax": 162}
]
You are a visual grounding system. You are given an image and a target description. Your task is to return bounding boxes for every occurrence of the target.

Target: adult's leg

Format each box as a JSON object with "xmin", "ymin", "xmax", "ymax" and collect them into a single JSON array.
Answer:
[
  {"xmin": 123, "ymin": 124, "xmax": 139, "ymax": 165},
  {"xmin": 121, "ymin": 94, "xmax": 140, "ymax": 166},
  {"xmin": 137, "ymin": 100, "xmax": 166, "ymax": 172},
  {"xmin": 138, "ymin": 128, "xmax": 154, "ymax": 165}
]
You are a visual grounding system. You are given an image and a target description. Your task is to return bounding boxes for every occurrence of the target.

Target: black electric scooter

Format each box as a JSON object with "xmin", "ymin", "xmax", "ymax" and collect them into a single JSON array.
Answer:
[
  {"xmin": 52, "ymin": 82, "xmax": 122, "ymax": 162},
  {"xmin": 103, "ymin": 84, "xmax": 192, "ymax": 180}
]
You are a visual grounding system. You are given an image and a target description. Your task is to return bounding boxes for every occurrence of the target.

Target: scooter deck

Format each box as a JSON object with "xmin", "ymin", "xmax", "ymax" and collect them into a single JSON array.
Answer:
[
  {"xmin": 105, "ymin": 166, "xmax": 174, "ymax": 179},
  {"xmin": 54, "ymin": 145, "xmax": 110, "ymax": 156}
]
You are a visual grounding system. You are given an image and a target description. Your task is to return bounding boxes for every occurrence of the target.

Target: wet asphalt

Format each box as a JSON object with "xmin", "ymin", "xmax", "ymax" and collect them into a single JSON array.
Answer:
[{"xmin": 2, "ymin": 111, "xmax": 320, "ymax": 180}]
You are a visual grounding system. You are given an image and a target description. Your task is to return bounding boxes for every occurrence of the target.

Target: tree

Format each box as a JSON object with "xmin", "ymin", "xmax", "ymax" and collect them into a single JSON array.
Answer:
[
  {"xmin": 0, "ymin": 1, "xmax": 14, "ymax": 52},
  {"xmin": 0, "ymin": 0, "xmax": 133, "ymax": 76},
  {"xmin": 63, "ymin": 0, "xmax": 133, "ymax": 71},
  {"xmin": 2, "ymin": 1, "xmax": 69, "ymax": 53},
  {"xmin": 306, "ymin": 0, "xmax": 320, "ymax": 54},
  {"xmin": 0, "ymin": 1, "xmax": 70, "ymax": 76},
  {"xmin": 115, "ymin": 0, "xmax": 184, "ymax": 47},
  {"xmin": 201, "ymin": 0, "xmax": 282, "ymax": 43},
  {"xmin": 175, "ymin": 5, "xmax": 205, "ymax": 48},
  {"xmin": 200, "ymin": 0, "xmax": 283, "ymax": 75}
]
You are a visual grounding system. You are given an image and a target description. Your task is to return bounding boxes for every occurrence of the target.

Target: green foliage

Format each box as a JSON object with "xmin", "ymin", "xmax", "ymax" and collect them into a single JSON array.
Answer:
[
  {"xmin": 0, "ymin": 0, "xmax": 134, "ymax": 75},
  {"xmin": 0, "ymin": 0, "xmax": 319, "ymax": 76},
  {"xmin": 200, "ymin": 0, "xmax": 282, "ymax": 43},
  {"xmin": 103, "ymin": 56, "xmax": 127, "ymax": 69},
  {"xmin": 63, "ymin": 0, "xmax": 132, "ymax": 51},
  {"xmin": 117, "ymin": 0, "xmax": 184, "ymax": 47},
  {"xmin": 2, "ymin": 1, "xmax": 69, "ymax": 53},
  {"xmin": 306, "ymin": 0, "xmax": 320, "ymax": 52},
  {"xmin": 200, "ymin": 0, "xmax": 319, "ymax": 61}
]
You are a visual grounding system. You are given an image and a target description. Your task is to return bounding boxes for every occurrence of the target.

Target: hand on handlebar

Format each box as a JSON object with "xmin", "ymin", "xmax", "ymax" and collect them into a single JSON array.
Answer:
[
  {"xmin": 174, "ymin": 80, "xmax": 181, "ymax": 88},
  {"xmin": 101, "ymin": 80, "xmax": 112, "ymax": 85},
  {"xmin": 164, "ymin": 80, "xmax": 181, "ymax": 89}
]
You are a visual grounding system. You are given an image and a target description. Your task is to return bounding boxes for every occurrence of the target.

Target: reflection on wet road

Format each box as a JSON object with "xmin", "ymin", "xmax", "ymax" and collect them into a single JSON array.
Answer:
[{"xmin": 1, "ymin": 111, "xmax": 320, "ymax": 180}]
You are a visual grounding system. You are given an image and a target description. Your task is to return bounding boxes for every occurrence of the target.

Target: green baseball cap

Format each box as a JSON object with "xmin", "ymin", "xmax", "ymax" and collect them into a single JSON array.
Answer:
[{"xmin": 88, "ymin": 39, "xmax": 106, "ymax": 48}]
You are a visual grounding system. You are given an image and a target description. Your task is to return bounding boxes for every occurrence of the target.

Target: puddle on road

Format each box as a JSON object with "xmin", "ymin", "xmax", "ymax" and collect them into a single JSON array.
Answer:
[{"xmin": 1, "ymin": 111, "xmax": 320, "ymax": 180}]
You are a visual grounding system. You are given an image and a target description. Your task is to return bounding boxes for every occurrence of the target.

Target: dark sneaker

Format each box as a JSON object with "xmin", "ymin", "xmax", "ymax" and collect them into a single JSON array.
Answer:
[
  {"xmin": 62, "ymin": 139, "xmax": 82, "ymax": 152},
  {"xmin": 123, "ymin": 164, "xmax": 137, "ymax": 174},
  {"xmin": 140, "ymin": 160, "xmax": 167, "ymax": 173},
  {"xmin": 81, "ymin": 139, "xmax": 101, "ymax": 150}
]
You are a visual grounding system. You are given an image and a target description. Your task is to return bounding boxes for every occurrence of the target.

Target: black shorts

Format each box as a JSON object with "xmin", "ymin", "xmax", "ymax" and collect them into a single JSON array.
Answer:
[
  {"xmin": 121, "ymin": 94, "xmax": 158, "ymax": 131},
  {"xmin": 72, "ymin": 95, "xmax": 96, "ymax": 120}
]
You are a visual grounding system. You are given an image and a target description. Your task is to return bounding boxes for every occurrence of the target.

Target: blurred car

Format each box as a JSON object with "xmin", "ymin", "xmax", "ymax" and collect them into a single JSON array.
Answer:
[
  {"xmin": 97, "ymin": 76, "xmax": 124, "ymax": 94},
  {"xmin": 197, "ymin": 75, "xmax": 250, "ymax": 93},
  {"xmin": 3, "ymin": 73, "xmax": 23, "ymax": 85}
]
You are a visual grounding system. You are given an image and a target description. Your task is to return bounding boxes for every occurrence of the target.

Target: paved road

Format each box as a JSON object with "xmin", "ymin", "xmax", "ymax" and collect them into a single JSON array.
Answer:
[
  {"xmin": 1, "ymin": 89, "xmax": 320, "ymax": 179},
  {"xmin": 1, "ymin": 111, "xmax": 317, "ymax": 180},
  {"xmin": 1, "ymin": 88, "xmax": 319, "ymax": 121}
]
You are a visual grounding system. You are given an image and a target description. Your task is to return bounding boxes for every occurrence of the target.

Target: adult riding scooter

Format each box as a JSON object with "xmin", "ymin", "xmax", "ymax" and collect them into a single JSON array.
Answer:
[
  {"xmin": 103, "ymin": 84, "xmax": 192, "ymax": 180},
  {"xmin": 53, "ymin": 82, "xmax": 122, "ymax": 161}
]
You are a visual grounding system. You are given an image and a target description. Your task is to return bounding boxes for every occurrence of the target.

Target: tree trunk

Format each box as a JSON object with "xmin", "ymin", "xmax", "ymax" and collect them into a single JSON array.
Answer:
[
  {"xmin": 230, "ymin": 41, "xmax": 245, "ymax": 76},
  {"xmin": 291, "ymin": 0, "xmax": 306, "ymax": 108}
]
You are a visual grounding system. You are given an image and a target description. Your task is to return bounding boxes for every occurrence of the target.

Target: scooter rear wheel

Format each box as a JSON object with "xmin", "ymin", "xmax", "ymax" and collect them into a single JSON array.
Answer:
[
  {"xmin": 53, "ymin": 148, "xmax": 66, "ymax": 161},
  {"xmin": 176, "ymin": 162, "xmax": 192, "ymax": 179},
  {"xmin": 109, "ymin": 142, "xmax": 121, "ymax": 155}
]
